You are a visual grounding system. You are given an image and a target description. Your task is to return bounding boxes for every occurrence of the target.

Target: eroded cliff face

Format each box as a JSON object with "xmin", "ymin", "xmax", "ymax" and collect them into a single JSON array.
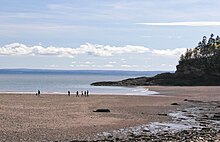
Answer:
[
  {"xmin": 175, "ymin": 61, "xmax": 206, "ymax": 79},
  {"xmin": 91, "ymin": 55, "xmax": 220, "ymax": 86},
  {"xmin": 175, "ymin": 54, "xmax": 220, "ymax": 79}
]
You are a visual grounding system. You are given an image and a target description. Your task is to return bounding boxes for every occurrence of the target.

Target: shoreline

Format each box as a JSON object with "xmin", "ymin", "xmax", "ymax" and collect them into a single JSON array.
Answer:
[
  {"xmin": 0, "ymin": 86, "xmax": 220, "ymax": 141},
  {"xmin": 0, "ymin": 86, "xmax": 159, "ymax": 96}
]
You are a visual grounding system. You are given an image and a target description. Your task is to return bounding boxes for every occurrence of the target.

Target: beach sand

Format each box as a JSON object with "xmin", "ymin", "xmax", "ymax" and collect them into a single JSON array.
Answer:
[{"xmin": 0, "ymin": 86, "xmax": 220, "ymax": 141}]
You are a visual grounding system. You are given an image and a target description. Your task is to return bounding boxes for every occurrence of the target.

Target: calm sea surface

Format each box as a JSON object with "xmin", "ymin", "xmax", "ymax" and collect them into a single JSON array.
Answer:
[{"xmin": 0, "ymin": 71, "xmax": 160, "ymax": 95}]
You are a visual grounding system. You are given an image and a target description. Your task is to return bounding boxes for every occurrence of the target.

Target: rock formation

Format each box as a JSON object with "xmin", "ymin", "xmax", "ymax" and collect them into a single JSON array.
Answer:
[{"xmin": 91, "ymin": 34, "xmax": 220, "ymax": 86}]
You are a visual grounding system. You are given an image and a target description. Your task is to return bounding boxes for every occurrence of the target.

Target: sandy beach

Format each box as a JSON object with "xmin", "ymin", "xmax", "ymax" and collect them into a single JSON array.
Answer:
[{"xmin": 0, "ymin": 86, "xmax": 220, "ymax": 141}]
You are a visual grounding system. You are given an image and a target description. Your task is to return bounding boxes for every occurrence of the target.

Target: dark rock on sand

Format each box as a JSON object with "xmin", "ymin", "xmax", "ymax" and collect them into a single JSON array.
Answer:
[
  {"xmin": 171, "ymin": 103, "xmax": 179, "ymax": 105},
  {"xmin": 157, "ymin": 113, "xmax": 168, "ymax": 116},
  {"xmin": 93, "ymin": 109, "xmax": 110, "ymax": 113}
]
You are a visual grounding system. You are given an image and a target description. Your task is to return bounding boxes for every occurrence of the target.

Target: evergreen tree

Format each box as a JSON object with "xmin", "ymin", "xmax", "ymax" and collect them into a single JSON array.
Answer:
[{"xmin": 180, "ymin": 33, "xmax": 220, "ymax": 61}]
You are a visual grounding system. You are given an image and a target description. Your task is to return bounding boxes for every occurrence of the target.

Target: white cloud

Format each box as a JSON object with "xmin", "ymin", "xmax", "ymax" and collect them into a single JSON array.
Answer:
[
  {"xmin": 85, "ymin": 61, "xmax": 93, "ymax": 64},
  {"xmin": 0, "ymin": 43, "xmax": 32, "ymax": 55},
  {"xmin": 85, "ymin": 44, "xmax": 150, "ymax": 56},
  {"xmin": 152, "ymin": 48, "xmax": 186, "ymax": 56},
  {"xmin": 0, "ymin": 43, "xmax": 185, "ymax": 57},
  {"xmin": 0, "ymin": 43, "xmax": 149, "ymax": 57},
  {"xmin": 104, "ymin": 64, "xmax": 113, "ymax": 68},
  {"xmin": 137, "ymin": 21, "xmax": 220, "ymax": 26}
]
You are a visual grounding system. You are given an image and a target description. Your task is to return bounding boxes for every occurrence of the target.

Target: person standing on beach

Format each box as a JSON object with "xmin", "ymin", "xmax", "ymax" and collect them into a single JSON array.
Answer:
[
  {"xmin": 68, "ymin": 91, "xmax": 70, "ymax": 96},
  {"xmin": 84, "ymin": 91, "xmax": 87, "ymax": 97},
  {"xmin": 86, "ymin": 90, "xmax": 89, "ymax": 97},
  {"xmin": 76, "ymin": 91, "xmax": 79, "ymax": 97},
  {"xmin": 38, "ymin": 90, "xmax": 40, "ymax": 96},
  {"xmin": 81, "ymin": 91, "xmax": 83, "ymax": 96}
]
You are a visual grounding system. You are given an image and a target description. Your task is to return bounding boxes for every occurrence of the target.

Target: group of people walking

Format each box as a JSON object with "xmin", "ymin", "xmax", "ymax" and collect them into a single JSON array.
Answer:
[
  {"xmin": 67, "ymin": 90, "xmax": 90, "ymax": 97},
  {"xmin": 75, "ymin": 90, "xmax": 89, "ymax": 97},
  {"xmin": 35, "ymin": 90, "xmax": 89, "ymax": 97},
  {"xmin": 69, "ymin": 90, "xmax": 89, "ymax": 97}
]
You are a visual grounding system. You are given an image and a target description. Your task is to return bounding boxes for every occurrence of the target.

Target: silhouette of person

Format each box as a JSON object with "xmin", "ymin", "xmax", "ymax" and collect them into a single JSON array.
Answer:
[
  {"xmin": 81, "ymin": 91, "xmax": 83, "ymax": 96},
  {"xmin": 76, "ymin": 91, "xmax": 79, "ymax": 97},
  {"xmin": 68, "ymin": 91, "xmax": 70, "ymax": 96},
  {"xmin": 86, "ymin": 90, "xmax": 89, "ymax": 97},
  {"xmin": 84, "ymin": 91, "xmax": 87, "ymax": 97},
  {"xmin": 38, "ymin": 90, "xmax": 40, "ymax": 96}
]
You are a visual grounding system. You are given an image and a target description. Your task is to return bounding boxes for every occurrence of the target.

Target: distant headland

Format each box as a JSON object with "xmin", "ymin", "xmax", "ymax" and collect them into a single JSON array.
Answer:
[{"xmin": 91, "ymin": 34, "xmax": 220, "ymax": 86}]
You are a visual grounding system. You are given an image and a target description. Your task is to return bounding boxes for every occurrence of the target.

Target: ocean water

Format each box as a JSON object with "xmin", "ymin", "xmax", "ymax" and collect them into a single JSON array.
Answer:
[{"xmin": 0, "ymin": 70, "xmax": 161, "ymax": 95}]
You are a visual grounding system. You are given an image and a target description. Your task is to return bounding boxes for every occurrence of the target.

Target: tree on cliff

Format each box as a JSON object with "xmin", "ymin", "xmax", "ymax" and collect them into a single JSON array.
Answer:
[
  {"xmin": 180, "ymin": 33, "xmax": 220, "ymax": 61},
  {"xmin": 176, "ymin": 33, "xmax": 220, "ymax": 82}
]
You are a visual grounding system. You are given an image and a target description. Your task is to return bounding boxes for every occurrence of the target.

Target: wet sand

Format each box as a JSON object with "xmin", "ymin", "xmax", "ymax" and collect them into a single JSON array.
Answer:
[
  {"xmin": 0, "ymin": 86, "xmax": 220, "ymax": 141},
  {"xmin": 147, "ymin": 86, "xmax": 220, "ymax": 101}
]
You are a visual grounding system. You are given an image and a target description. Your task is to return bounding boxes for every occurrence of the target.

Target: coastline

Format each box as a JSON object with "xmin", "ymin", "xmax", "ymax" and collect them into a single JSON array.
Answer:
[
  {"xmin": 0, "ymin": 86, "xmax": 220, "ymax": 141},
  {"xmin": 0, "ymin": 86, "xmax": 158, "ymax": 96}
]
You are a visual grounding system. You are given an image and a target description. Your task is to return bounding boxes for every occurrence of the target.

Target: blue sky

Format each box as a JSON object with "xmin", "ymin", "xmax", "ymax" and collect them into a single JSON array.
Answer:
[{"xmin": 1, "ymin": 0, "xmax": 220, "ymax": 71}]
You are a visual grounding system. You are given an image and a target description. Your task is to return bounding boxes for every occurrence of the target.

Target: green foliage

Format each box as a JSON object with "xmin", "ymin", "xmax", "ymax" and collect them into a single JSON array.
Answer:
[{"xmin": 180, "ymin": 33, "xmax": 220, "ymax": 61}]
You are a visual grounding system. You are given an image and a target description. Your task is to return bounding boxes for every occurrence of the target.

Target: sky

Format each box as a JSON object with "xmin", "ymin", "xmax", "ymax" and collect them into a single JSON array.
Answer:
[{"xmin": 1, "ymin": 0, "xmax": 220, "ymax": 71}]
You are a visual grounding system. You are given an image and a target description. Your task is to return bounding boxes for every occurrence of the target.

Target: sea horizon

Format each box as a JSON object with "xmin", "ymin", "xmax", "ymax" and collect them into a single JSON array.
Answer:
[{"xmin": 0, "ymin": 68, "xmax": 172, "ymax": 74}]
